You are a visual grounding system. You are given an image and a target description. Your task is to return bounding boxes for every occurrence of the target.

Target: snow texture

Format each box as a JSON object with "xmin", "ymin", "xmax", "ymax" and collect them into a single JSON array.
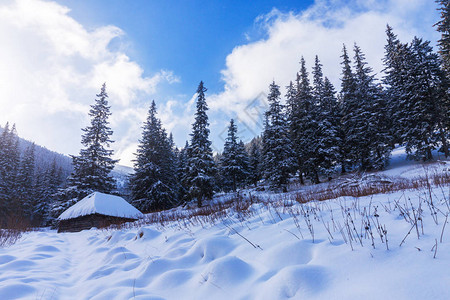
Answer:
[
  {"xmin": 58, "ymin": 192, "xmax": 143, "ymax": 220},
  {"xmin": 0, "ymin": 149, "xmax": 448, "ymax": 300}
]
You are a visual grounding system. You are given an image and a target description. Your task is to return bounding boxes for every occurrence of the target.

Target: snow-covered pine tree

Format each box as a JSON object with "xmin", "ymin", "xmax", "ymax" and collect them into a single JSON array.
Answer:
[
  {"xmin": 434, "ymin": 1, "xmax": 450, "ymax": 157},
  {"xmin": 178, "ymin": 141, "xmax": 189, "ymax": 201},
  {"xmin": 16, "ymin": 143, "xmax": 36, "ymax": 219},
  {"xmin": 353, "ymin": 44, "xmax": 391, "ymax": 170},
  {"xmin": 67, "ymin": 83, "xmax": 118, "ymax": 199},
  {"xmin": 402, "ymin": 38, "xmax": 447, "ymax": 160},
  {"xmin": 295, "ymin": 58, "xmax": 320, "ymax": 183},
  {"xmin": 339, "ymin": 44, "xmax": 382, "ymax": 170},
  {"xmin": 286, "ymin": 80, "xmax": 304, "ymax": 184},
  {"xmin": 0, "ymin": 123, "xmax": 18, "ymax": 224},
  {"xmin": 312, "ymin": 57, "xmax": 341, "ymax": 178},
  {"xmin": 220, "ymin": 119, "xmax": 248, "ymax": 192},
  {"xmin": 35, "ymin": 159, "xmax": 63, "ymax": 225},
  {"xmin": 384, "ymin": 27, "xmax": 448, "ymax": 159},
  {"xmin": 248, "ymin": 137, "xmax": 263, "ymax": 187},
  {"xmin": 236, "ymin": 140, "xmax": 250, "ymax": 186},
  {"xmin": 382, "ymin": 25, "xmax": 405, "ymax": 147},
  {"xmin": 0, "ymin": 124, "xmax": 21, "ymax": 220},
  {"xmin": 436, "ymin": 0, "xmax": 450, "ymax": 75},
  {"xmin": 129, "ymin": 100, "xmax": 178, "ymax": 212},
  {"xmin": 185, "ymin": 81, "xmax": 216, "ymax": 207},
  {"xmin": 263, "ymin": 81, "xmax": 295, "ymax": 190}
]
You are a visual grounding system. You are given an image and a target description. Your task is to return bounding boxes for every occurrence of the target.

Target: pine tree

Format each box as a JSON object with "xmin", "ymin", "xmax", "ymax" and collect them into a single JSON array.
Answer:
[
  {"xmin": 263, "ymin": 81, "xmax": 295, "ymax": 190},
  {"xmin": 17, "ymin": 143, "xmax": 36, "ymax": 219},
  {"xmin": 185, "ymin": 81, "xmax": 216, "ymax": 207},
  {"xmin": 67, "ymin": 83, "xmax": 118, "ymax": 199},
  {"xmin": 383, "ymin": 25, "xmax": 407, "ymax": 146},
  {"xmin": 178, "ymin": 141, "xmax": 189, "ymax": 201},
  {"xmin": 436, "ymin": 0, "xmax": 450, "ymax": 75},
  {"xmin": 434, "ymin": 1, "xmax": 450, "ymax": 157},
  {"xmin": 236, "ymin": 140, "xmax": 250, "ymax": 185},
  {"xmin": 312, "ymin": 57, "xmax": 341, "ymax": 179},
  {"xmin": 130, "ymin": 100, "xmax": 178, "ymax": 212},
  {"xmin": 248, "ymin": 137, "xmax": 263, "ymax": 187},
  {"xmin": 0, "ymin": 124, "xmax": 21, "ymax": 220},
  {"xmin": 286, "ymin": 80, "xmax": 303, "ymax": 184},
  {"xmin": 0, "ymin": 123, "xmax": 15, "ymax": 223},
  {"xmin": 295, "ymin": 58, "xmax": 320, "ymax": 183},
  {"xmin": 339, "ymin": 44, "xmax": 359, "ymax": 171},
  {"xmin": 220, "ymin": 119, "xmax": 250, "ymax": 192},
  {"xmin": 402, "ymin": 38, "xmax": 446, "ymax": 160},
  {"xmin": 220, "ymin": 119, "xmax": 240, "ymax": 192},
  {"xmin": 384, "ymin": 26, "xmax": 449, "ymax": 159},
  {"xmin": 352, "ymin": 44, "xmax": 391, "ymax": 169}
]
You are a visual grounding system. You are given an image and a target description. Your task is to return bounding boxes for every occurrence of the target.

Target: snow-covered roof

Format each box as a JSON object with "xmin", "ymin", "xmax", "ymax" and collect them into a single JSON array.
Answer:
[{"xmin": 58, "ymin": 192, "xmax": 143, "ymax": 220}]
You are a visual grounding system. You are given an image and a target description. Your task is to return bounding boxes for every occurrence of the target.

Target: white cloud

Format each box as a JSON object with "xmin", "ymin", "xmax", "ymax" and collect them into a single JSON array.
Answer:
[
  {"xmin": 0, "ymin": 0, "xmax": 441, "ymax": 167},
  {"xmin": 208, "ymin": 0, "xmax": 440, "ymax": 135},
  {"xmin": 0, "ymin": 0, "xmax": 177, "ymax": 167}
]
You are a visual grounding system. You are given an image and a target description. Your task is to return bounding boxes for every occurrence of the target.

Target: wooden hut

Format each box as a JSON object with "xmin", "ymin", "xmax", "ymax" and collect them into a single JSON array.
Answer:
[{"xmin": 57, "ymin": 192, "xmax": 143, "ymax": 233}]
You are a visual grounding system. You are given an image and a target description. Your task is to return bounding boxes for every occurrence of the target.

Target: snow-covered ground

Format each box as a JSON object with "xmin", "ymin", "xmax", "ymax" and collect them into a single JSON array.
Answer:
[{"xmin": 0, "ymin": 150, "xmax": 449, "ymax": 300}]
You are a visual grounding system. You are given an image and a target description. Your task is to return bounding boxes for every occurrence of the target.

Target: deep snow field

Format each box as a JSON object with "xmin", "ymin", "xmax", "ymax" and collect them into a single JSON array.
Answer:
[{"xmin": 0, "ymin": 148, "xmax": 449, "ymax": 300}]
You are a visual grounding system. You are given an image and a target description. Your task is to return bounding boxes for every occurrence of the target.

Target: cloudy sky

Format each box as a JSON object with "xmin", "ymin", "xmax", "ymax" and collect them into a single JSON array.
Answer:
[{"xmin": 0, "ymin": 0, "xmax": 440, "ymax": 167}]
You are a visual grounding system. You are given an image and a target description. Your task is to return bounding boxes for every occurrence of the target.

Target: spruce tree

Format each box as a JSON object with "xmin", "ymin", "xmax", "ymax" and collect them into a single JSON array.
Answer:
[
  {"xmin": 312, "ymin": 57, "xmax": 341, "ymax": 179},
  {"xmin": 263, "ymin": 81, "xmax": 295, "ymax": 190},
  {"xmin": 67, "ymin": 83, "xmax": 118, "ymax": 199},
  {"xmin": 296, "ymin": 58, "xmax": 320, "ymax": 183},
  {"xmin": 248, "ymin": 137, "xmax": 263, "ymax": 187},
  {"xmin": 353, "ymin": 44, "xmax": 391, "ymax": 169},
  {"xmin": 178, "ymin": 141, "xmax": 189, "ymax": 201},
  {"xmin": 17, "ymin": 143, "xmax": 36, "ymax": 219},
  {"xmin": 339, "ymin": 44, "xmax": 359, "ymax": 171},
  {"xmin": 0, "ymin": 123, "xmax": 17, "ymax": 223},
  {"xmin": 435, "ymin": 1, "xmax": 450, "ymax": 157},
  {"xmin": 185, "ymin": 81, "xmax": 216, "ymax": 207},
  {"xmin": 383, "ymin": 25, "xmax": 406, "ymax": 146},
  {"xmin": 220, "ymin": 119, "xmax": 248, "ymax": 192},
  {"xmin": 0, "ymin": 124, "xmax": 20, "ymax": 220},
  {"xmin": 402, "ymin": 38, "xmax": 446, "ymax": 160},
  {"xmin": 130, "ymin": 101, "xmax": 178, "ymax": 212},
  {"xmin": 286, "ymin": 80, "xmax": 304, "ymax": 184},
  {"xmin": 436, "ymin": 0, "xmax": 450, "ymax": 75}
]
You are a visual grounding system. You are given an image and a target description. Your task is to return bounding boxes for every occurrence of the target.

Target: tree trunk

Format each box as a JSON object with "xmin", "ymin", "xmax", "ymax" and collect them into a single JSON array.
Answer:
[{"xmin": 298, "ymin": 171, "xmax": 304, "ymax": 185}]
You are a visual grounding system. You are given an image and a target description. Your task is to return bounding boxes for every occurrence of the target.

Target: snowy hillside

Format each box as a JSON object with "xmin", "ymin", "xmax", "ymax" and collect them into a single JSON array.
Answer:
[{"xmin": 0, "ymin": 150, "xmax": 448, "ymax": 300}]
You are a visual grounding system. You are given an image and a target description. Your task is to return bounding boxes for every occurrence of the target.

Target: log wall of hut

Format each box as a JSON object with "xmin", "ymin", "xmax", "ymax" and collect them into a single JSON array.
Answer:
[{"xmin": 58, "ymin": 213, "xmax": 137, "ymax": 233}]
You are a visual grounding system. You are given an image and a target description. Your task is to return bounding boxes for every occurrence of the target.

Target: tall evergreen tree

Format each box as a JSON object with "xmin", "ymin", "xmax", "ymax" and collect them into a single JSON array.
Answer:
[
  {"xmin": 17, "ymin": 143, "xmax": 36, "ymax": 219},
  {"xmin": 248, "ymin": 137, "xmax": 263, "ymax": 187},
  {"xmin": 296, "ymin": 57, "xmax": 320, "ymax": 183},
  {"xmin": 0, "ymin": 123, "xmax": 20, "ymax": 224},
  {"xmin": 67, "ymin": 83, "xmax": 118, "ymax": 199},
  {"xmin": 130, "ymin": 101, "xmax": 178, "ymax": 212},
  {"xmin": 434, "ymin": 1, "xmax": 450, "ymax": 157},
  {"xmin": 263, "ymin": 81, "xmax": 295, "ymax": 190},
  {"xmin": 352, "ymin": 44, "xmax": 391, "ymax": 169},
  {"xmin": 286, "ymin": 80, "xmax": 304, "ymax": 184},
  {"xmin": 384, "ymin": 26, "xmax": 449, "ymax": 159},
  {"xmin": 178, "ymin": 141, "xmax": 189, "ymax": 201},
  {"xmin": 402, "ymin": 38, "xmax": 446, "ymax": 160},
  {"xmin": 383, "ymin": 25, "xmax": 406, "ymax": 146},
  {"xmin": 220, "ymin": 119, "xmax": 249, "ymax": 192},
  {"xmin": 436, "ymin": 0, "xmax": 450, "ymax": 75},
  {"xmin": 185, "ymin": 81, "xmax": 216, "ymax": 207},
  {"xmin": 312, "ymin": 57, "xmax": 341, "ymax": 179},
  {"xmin": 339, "ymin": 44, "xmax": 359, "ymax": 171}
]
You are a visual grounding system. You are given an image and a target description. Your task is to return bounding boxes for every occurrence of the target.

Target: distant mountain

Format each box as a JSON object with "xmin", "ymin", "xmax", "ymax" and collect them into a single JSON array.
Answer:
[
  {"xmin": 0, "ymin": 125, "xmax": 73, "ymax": 180},
  {"xmin": 0, "ymin": 125, "xmax": 132, "ymax": 194}
]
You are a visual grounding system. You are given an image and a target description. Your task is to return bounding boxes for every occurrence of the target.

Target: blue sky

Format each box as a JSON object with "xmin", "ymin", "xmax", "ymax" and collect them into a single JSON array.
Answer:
[
  {"xmin": 58, "ymin": 0, "xmax": 314, "ymax": 94},
  {"xmin": 0, "ymin": 0, "xmax": 440, "ymax": 166}
]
